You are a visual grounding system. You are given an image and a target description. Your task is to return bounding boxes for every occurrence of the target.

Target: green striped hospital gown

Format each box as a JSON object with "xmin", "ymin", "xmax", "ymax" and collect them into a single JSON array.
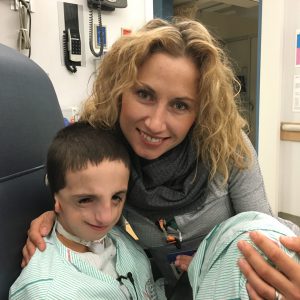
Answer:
[
  {"xmin": 9, "ymin": 227, "xmax": 163, "ymax": 300},
  {"xmin": 188, "ymin": 211, "xmax": 300, "ymax": 300}
]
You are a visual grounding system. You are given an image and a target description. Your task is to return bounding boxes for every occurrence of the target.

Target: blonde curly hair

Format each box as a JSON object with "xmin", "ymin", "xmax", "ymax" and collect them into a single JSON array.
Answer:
[{"xmin": 81, "ymin": 18, "xmax": 252, "ymax": 183}]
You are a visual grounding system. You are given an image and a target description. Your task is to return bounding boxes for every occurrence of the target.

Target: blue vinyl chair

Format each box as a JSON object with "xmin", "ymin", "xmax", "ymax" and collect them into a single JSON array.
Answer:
[{"xmin": 0, "ymin": 43, "xmax": 64, "ymax": 299}]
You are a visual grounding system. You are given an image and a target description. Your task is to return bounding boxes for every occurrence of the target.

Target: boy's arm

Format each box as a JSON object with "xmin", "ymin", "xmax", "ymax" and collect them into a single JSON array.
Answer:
[{"xmin": 12, "ymin": 239, "xmax": 55, "ymax": 300}]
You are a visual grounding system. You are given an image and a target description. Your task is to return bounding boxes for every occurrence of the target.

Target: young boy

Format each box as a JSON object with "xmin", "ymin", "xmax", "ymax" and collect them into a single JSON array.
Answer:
[{"xmin": 9, "ymin": 122, "xmax": 162, "ymax": 300}]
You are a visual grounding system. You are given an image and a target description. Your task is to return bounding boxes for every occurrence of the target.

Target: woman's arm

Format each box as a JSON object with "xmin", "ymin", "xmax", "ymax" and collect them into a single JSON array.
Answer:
[
  {"xmin": 228, "ymin": 135, "xmax": 271, "ymax": 215},
  {"xmin": 237, "ymin": 231, "xmax": 300, "ymax": 300},
  {"xmin": 21, "ymin": 211, "xmax": 56, "ymax": 267}
]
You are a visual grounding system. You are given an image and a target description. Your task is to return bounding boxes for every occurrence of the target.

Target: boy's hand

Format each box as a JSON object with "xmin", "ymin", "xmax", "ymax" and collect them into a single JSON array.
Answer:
[
  {"xmin": 174, "ymin": 255, "xmax": 193, "ymax": 272},
  {"xmin": 21, "ymin": 210, "xmax": 56, "ymax": 267}
]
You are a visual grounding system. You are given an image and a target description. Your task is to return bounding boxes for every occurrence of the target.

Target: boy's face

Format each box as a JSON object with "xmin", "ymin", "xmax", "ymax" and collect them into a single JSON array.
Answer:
[{"xmin": 54, "ymin": 160, "xmax": 129, "ymax": 242}]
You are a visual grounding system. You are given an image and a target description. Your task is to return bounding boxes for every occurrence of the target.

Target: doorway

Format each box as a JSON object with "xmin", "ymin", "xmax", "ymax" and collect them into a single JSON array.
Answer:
[{"xmin": 173, "ymin": 0, "xmax": 260, "ymax": 148}]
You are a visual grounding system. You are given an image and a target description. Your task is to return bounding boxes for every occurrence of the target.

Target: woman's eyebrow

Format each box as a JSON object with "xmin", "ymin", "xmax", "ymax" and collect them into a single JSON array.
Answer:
[{"xmin": 137, "ymin": 82, "xmax": 155, "ymax": 93}]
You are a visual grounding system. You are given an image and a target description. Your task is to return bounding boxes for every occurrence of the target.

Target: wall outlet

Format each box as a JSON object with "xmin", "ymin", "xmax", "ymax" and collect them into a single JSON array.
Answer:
[
  {"xmin": 71, "ymin": 107, "xmax": 79, "ymax": 122},
  {"xmin": 62, "ymin": 107, "xmax": 79, "ymax": 124}
]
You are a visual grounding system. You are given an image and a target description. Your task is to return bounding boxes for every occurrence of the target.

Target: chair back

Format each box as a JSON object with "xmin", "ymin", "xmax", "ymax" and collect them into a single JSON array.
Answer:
[{"xmin": 0, "ymin": 44, "xmax": 64, "ymax": 299}]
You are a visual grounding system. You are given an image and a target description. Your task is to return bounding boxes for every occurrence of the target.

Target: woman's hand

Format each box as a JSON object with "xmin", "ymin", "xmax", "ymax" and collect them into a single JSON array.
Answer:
[
  {"xmin": 174, "ymin": 255, "xmax": 193, "ymax": 272},
  {"xmin": 237, "ymin": 231, "xmax": 300, "ymax": 300},
  {"xmin": 21, "ymin": 210, "xmax": 56, "ymax": 267}
]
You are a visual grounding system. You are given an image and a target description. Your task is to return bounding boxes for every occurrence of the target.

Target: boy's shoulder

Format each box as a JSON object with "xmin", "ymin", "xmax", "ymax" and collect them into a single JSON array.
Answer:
[
  {"xmin": 110, "ymin": 226, "xmax": 140, "ymax": 247},
  {"xmin": 110, "ymin": 226, "xmax": 149, "ymax": 260},
  {"xmin": 9, "ymin": 234, "xmax": 65, "ymax": 299}
]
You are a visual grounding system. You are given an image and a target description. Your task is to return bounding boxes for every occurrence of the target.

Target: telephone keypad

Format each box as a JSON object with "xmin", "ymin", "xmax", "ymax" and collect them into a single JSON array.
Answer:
[{"xmin": 71, "ymin": 39, "xmax": 81, "ymax": 55}]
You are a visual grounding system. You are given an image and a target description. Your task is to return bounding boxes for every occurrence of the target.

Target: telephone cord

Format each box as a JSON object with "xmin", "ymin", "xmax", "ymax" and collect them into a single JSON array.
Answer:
[
  {"xmin": 89, "ymin": 0, "xmax": 104, "ymax": 57},
  {"xmin": 18, "ymin": 2, "xmax": 31, "ymax": 57}
]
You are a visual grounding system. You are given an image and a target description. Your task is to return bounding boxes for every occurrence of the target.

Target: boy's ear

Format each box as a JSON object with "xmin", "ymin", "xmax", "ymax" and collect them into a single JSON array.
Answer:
[{"xmin": 54, "ymin": 195, "xmax": 62, "ymax": 213}]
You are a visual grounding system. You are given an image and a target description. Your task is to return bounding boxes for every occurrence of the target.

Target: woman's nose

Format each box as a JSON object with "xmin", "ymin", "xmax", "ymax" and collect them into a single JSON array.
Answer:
[{"xmin": 144, "ymin": 106, "xmax": 167, "ymax": 133}]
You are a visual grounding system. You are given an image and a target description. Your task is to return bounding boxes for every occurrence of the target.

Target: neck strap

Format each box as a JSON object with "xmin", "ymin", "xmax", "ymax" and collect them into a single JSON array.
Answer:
[{"xmin": 55, "ymin": 221, "xmax": 107, "ymax": 247}]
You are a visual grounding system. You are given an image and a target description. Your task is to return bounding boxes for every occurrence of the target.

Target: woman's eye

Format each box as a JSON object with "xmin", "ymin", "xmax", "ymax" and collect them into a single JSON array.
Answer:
[
  {"xmin": 136, "ymin": 89, "xmax": 152, "ymax": 100},
  {"xmin": 173, "ymin": 101, "xmax": 189, "ymax": 111}
]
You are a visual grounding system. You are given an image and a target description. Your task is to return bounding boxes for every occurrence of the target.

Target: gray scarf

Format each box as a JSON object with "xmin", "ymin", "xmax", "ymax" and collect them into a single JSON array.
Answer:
[{"xmin": 125, "ymin": 133, "xmax": 209, "ymax": 221}]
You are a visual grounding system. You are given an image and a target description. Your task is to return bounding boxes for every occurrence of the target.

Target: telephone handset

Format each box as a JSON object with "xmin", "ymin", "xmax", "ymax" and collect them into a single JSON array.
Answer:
[
  {"xmin": 87, "ymin": 0, "xmax": 127, "ymax": 58},
  {"xmin": 63, "ymin": 28, "xmax": 81, "ymax": 73},
  {"xmin": 67, "ymin": 28, "xmax": 82, "ymax": 62}
]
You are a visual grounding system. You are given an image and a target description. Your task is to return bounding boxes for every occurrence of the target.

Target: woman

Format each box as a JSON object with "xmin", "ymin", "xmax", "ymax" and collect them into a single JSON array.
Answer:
[{"xmin": 22, "ymin": 18, "xmax": 299, "ymax": 297}]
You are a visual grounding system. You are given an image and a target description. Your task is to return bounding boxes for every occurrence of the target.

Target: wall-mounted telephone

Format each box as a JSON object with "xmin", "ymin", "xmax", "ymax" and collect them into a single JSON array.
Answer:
[
  {"xmin": 87, "ymin": 0, "xmax": 127, "ymax": 57},
  {"xmin": 67, "ymin": 28, "xmax": 82, "ymax": 62},
  {"xmin": 62, "ymin": 3, "xmax": 82, "ymax": 73}
]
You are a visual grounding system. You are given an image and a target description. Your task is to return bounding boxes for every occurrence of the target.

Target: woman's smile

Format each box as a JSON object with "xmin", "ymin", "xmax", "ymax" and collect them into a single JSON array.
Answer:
[{"xmin": 138, "ymin": 128, "xmax": 168, "ymax": 145}]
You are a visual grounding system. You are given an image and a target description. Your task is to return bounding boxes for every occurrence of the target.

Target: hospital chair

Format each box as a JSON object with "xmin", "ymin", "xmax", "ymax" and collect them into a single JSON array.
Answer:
[
  {"xmin": 0, "ymin": 43, "xmax": 192, "ymax": 300},
  {"xmin": 0, "ymin": 43, "xmax": 64, "ymax": 299}
]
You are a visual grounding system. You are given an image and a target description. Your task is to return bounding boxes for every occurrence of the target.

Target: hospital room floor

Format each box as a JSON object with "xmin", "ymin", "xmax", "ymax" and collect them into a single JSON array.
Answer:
[{"xmin": 279, "ymin": 212, "xmax": 300, "ymax": 227}]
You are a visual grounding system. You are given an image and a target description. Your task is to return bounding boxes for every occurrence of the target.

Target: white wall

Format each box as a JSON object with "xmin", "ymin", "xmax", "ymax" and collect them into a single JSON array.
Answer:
[
  {"xmin": 279, "ymin": 0, "xmax": 300, "ymax": 216},
  {"xmin": 258, "ymin": 0, "xmax": 284, "ymax": 214},
  {"xmin": 259, "ymin": 0, "xmax": 300, "ymax": 216},
  {"xmin": 0, "ymin": 0, "xmax": 152, "ymax": 113}
]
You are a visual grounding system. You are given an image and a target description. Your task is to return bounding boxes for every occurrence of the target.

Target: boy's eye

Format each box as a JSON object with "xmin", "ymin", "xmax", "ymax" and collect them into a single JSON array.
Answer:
[
  {"xmin": 112, "ymin": 194, "xmax": 124, "ymax": 203},
  {"xmin": 78, "ymin": 198, "xmax": 93, "ymax": 204}
]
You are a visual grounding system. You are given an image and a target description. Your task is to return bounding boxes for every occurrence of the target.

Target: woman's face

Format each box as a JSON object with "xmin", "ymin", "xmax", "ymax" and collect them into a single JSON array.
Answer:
[{"xmin": 120, "ymin": 52, "xmax": 198, "ymax": 160}]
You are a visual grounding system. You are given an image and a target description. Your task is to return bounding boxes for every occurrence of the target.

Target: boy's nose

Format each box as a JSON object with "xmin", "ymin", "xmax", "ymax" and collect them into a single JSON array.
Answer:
[{"xmin": 95, "ymin": 201, "xmax": 113, "ymax": 224}]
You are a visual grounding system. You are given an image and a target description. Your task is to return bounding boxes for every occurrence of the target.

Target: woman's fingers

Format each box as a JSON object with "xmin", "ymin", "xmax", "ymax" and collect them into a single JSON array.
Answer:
[
  {"xmin": 21, "ymin": 211, "xmax": 56, "ymax": 267},
  {"xmin": 27, "ymin": 211, "xmax": 55, "ymax": 251},
  {"xmin": 280, "ymin": 236, "xmax": 300, "ymax": 254},
  {"xmin": 238, "ymin": 256, "xmax": 277, "ymax": 299},
  {"xmin": 246, "ymin": 283, "xmax": 265, "ymax": 300},
  {"xmin": 174, "ymin": 255, "xmax": 193, "ymax": 272},
  {"xmin": 39, "ymin": 210, "xmax": 56, "ymax": 236},
  {"xmin": 21, "ymin": 237, "xmax": 36, "ymax": 267},
  {"xmin": 248, "ymin": 232, "xmax": 299, "ymax": 282},
  {"xmin": 238, "ymin": 232, "xmax": 300, "ymax": 300}
]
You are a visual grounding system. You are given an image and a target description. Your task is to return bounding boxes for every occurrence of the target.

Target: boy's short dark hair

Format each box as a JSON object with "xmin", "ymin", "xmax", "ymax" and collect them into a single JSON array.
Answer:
[{"xmin": 46, "ymin": 122, "xmax": 130, "ymax": 195}]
